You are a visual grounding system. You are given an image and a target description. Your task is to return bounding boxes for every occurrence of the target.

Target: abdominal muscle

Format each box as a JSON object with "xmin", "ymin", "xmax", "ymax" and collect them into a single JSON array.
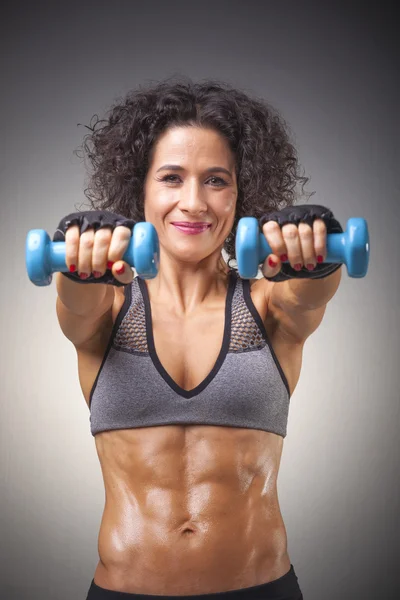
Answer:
[
  {"xmin": 76, "ymin": 279, "xmax": 301, "ymax": 595},
  {"xmin": 92, "ymin": 426, "xmax": 290, "ymax": 595}
]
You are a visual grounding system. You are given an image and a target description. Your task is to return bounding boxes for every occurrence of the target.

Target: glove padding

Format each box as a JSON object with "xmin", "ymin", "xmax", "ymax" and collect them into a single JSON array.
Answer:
[
  {"xmin": 259, "ymin": 204, "xmax": 343, "ymax": 282},
  {"xmin": 53, "ymin": 210, "xmax": 136, "ymax": 286}
]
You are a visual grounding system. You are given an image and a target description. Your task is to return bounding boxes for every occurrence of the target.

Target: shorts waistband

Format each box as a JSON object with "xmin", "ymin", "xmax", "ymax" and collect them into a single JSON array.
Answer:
[{"xmin": 86, "ymin": 564, "xmax": 302, "ymax": 600}]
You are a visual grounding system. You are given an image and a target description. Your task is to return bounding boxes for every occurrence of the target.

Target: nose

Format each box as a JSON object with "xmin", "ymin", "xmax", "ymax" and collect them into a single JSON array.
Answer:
[{"xmin": 177, "ymin": 178, "xmax": 208, "ymax": 214}]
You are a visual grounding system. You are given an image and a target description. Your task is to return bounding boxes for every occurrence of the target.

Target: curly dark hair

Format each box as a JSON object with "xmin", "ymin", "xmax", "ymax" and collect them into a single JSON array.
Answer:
[{"xmin": 76, "ymin": 75, "xmax": 313, "ymax": 265}]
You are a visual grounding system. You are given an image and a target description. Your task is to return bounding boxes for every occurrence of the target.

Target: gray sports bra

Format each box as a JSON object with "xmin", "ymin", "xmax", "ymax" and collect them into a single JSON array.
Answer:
[{"xmin": 89, "ymin": 269, "xmax": 291, "ymax": 438}]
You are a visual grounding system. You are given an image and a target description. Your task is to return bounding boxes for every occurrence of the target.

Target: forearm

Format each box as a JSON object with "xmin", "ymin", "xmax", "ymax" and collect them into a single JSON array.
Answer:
[
  {"xmin": 286, "ymin": 265, "xmax": 342, "ymax": 310},
  {"xmin": 55, "ymin": 272, "xmax": 113, "ymax": 316}
]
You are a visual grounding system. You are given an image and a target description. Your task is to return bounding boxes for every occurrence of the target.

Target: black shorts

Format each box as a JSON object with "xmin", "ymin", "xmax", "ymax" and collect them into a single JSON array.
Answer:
[{"xmin": 86, "ymin": 564, "xmax": 303, "ymax": 599}]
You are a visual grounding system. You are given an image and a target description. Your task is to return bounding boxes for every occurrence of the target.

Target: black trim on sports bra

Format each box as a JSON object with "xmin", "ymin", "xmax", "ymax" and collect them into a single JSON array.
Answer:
[
  {"xmin": 138, "ymin": 270, "xmax": 237, "ymax": 399},
  {"xmin": 88, "ymin": 283, "xmax": 132, "ymax": 409},
  {"xmin": 242, "ymin": 279, "xmax": 291, "ymax": 398}
]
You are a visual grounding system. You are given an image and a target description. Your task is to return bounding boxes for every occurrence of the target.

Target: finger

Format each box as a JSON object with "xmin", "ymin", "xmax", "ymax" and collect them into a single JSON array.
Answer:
[
  {"xmin": 262, "ymin": 221, "xmax": 287, "ymax": 261},
  {"xmin": 261, "ymin": 253, "xmax": 282, "ymax": 278},
  {"xmin": 281, "ymin": 223, "xmax": 303, "ymax": 270},
  {"xmin": 107, "ymin": 225, "xmax": 132, "ymax": 264},
  {"xmin": 261, "ymin": 221, "xmax": 284, "ymax": 278},
  {"xmin": 64, "ymin": 225, "xmax": 80, "ymax": 274},
  {"xmin": 110, "ymin": 259, "xmax": 134, "ymax": 285},
  {"xmin": 108, "ymin": 225, "xmax": 134, "ymax": 285},
  {"xmin": 297, "ymin": 222, "xmax": 316, "ymax": 272},
  {"xmin": 313, "ymin": 219, "xmax": 327, "ymax": 264},
  {"xmin": 77, "ymin": 229, "xmax": 95, "ymax": 279},
  {"xmin": 91, "ymin": 228, "xmax": 113, "ymax": 278}
]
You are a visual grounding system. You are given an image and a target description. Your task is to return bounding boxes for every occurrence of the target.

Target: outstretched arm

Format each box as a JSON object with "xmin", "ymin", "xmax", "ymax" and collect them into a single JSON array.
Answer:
[{"xmin": 265, "ymin": 267, "xmax": 342, "ymax": 343}]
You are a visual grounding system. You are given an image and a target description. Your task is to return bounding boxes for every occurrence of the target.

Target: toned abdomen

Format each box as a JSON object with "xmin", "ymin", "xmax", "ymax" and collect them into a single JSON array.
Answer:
[{"xmin": 93, "ymin": 424, "xmax": 291, "ymax": 595}]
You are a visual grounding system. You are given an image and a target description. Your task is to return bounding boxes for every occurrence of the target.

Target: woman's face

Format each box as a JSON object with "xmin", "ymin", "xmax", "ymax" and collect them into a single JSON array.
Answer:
[{"xmin": 143, "ymin": 126, "xmax": 238, "ymax": 265}]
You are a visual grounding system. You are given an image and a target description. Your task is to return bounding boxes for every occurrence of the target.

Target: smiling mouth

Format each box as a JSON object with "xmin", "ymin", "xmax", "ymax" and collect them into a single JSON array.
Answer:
[{"xmin": 171, "ymin": 223, "xmax": 211, "ymax": 235}]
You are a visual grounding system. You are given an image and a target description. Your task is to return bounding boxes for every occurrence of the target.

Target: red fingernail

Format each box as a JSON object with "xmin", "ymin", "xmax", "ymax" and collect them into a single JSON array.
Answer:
[
  {"xmin": 79, "ymin": 272, "xmax": 89, "ymax": 279},
  {"xmin": 317, "ymin": 255, "xmax": 324, "ymax": 263},
  {"xmin": 93, "ymin": 271, "xmax": 102, "ymax": 278},
  {"xmin": 306, "ymin": 264, "xmax": 315, "ymax": 271},
  {"xmin": 69, "ymin": 264, "xmax": 76, "ymax": 273},
  {"xmin": 294, "ymin": 263, "xmax": 302, "ymax": 271},
  {"xmin": 116, "ymin": 265, "xmax": 125, "ymax": 275},
  {"xmin": 268, "ymin": 257, "xmax": 277, "ymax": 268},
  {"xmin": 107, "ymin": 261, "xmax": 114, "ymax": 269},
  {"xmin": 280, "ymin": 254, "xmax": 288, "ymax": 262}
]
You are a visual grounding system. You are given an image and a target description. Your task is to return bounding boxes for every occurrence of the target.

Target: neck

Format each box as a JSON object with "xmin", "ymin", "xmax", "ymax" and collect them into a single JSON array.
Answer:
[{"xmin": 144, "ymin": 250, "xmax": 231, "ymax": 316}]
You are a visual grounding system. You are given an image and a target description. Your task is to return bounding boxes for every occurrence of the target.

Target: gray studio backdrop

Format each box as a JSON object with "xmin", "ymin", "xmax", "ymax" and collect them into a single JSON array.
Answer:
[{"xmin": 1, "ymin": 2, "xmax": 398, "ymax": 599}]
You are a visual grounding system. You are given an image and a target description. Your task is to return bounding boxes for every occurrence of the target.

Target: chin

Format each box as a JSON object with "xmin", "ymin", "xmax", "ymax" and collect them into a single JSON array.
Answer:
[
  {"xmin": 163, "ymin": 244, "xmax": 209, "ymax": 264},
  {"xmin": 173, "ymin": 251, "xmax": 208, "ymax": 264}
]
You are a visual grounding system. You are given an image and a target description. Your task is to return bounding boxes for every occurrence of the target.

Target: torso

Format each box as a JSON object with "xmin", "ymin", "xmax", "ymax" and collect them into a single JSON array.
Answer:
[{"xmin": 76, "ymin": 275, "xmax": 304, "ymax": 595}]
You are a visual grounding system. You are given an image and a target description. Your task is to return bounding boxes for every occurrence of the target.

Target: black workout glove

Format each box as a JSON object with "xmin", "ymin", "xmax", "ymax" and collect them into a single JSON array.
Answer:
[
  {"xmin": 259, "ymin": 204, "xmax": 343, "ymax": 282},
  {"xmin": 53, "ymin": 210, "xmax": 136, "ymax": 286}
]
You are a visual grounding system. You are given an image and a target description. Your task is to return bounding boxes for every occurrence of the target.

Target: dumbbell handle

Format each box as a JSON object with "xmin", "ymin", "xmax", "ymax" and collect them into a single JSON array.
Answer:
[
  {"xmin": 236, "ymin": 217, "xmax": 370, "ymax": 279},
  {"xmin": 26, "ymin": 222, "xmax": 159, "ymax": 286}
]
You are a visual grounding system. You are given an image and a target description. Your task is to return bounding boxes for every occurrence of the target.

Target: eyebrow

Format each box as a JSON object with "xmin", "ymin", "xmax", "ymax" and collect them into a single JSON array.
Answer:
[{"xmin": 156, "ymin": 164, "xmax": 232, "ymax": 177}]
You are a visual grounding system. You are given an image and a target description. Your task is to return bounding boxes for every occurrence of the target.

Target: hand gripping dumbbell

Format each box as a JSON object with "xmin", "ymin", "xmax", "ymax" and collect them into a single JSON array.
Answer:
[
  {"xmin": 26, "ymin": 222, "xmax": 160, "ymax": 286},
  {"xmin": 235, "ymin": 217, "xmax": 370, "ymax": 279}
]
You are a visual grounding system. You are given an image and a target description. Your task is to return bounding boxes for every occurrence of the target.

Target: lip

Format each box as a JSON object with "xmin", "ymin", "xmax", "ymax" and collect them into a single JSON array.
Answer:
[
  {"xmin": 171, "ymin": 222, "xmax": 211, "ymax": 235},
  {"xmin": 171, "ymin": 222, "xmax": 211, "ymax": 227}
]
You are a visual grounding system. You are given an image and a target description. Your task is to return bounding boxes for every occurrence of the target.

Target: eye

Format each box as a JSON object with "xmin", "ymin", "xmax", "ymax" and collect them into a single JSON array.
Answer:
[
  {"xmin": 157, "ymin": 174, "xmax": 227, "ymax": 186},
  {"xmin": 160, "ymin": 174, "xmax": 180, "ymax": 183},
  {"xmin": 208, "ymin": 176, "xmax": 227, "ymax": 186}
]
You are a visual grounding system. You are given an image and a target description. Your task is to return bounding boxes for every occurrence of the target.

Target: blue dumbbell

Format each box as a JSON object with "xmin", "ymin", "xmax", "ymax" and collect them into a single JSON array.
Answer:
[
  {"xmin": 26, "ymin": 222, "xmax": 160, "ymax": 286},
  {"xmin": 235, "ymin": 217, "xmax": 370, "ymax": 279}
]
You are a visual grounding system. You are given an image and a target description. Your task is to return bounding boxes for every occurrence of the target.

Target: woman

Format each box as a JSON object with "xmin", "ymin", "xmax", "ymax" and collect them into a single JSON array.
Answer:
[{"xmin": 54, "ymin": 78, "xmax": 342, "ymax": 599}]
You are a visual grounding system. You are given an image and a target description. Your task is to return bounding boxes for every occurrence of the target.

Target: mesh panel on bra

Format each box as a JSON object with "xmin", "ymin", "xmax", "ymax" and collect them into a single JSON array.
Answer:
[
  {"xmin": 112, "ymin": 275, "xmax": 266, "ymax": 355},
  {"xmin": 228, "ymin": 277, "xmax": 266, "ymax": 353},
  {"xmin": 113, "ymin": 279, "xmax": 148, "ymax": 354}
]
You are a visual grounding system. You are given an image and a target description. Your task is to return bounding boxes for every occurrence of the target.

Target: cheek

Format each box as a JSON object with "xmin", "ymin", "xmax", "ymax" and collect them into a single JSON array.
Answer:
[
  {"xmin": 221, "ymin": 199, "xmax": 236, "ymax": 214},
  {"xmin": 218, "ymin": 194, "xmax": 237, "ymax": 223},
  {"xmin": 144, "ymin": 190, "xmax": 173, "ymax": 220}
]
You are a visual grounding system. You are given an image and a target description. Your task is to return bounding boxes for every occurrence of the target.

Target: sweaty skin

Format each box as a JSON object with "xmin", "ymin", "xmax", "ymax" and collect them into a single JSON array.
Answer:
[
  {"xmin": 76, "ymin": 277, "xmax": 303, "ymax": 596},
  {"xmin": 64, "ymin": 125, "xmax": 307, "ymax": 595}
]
